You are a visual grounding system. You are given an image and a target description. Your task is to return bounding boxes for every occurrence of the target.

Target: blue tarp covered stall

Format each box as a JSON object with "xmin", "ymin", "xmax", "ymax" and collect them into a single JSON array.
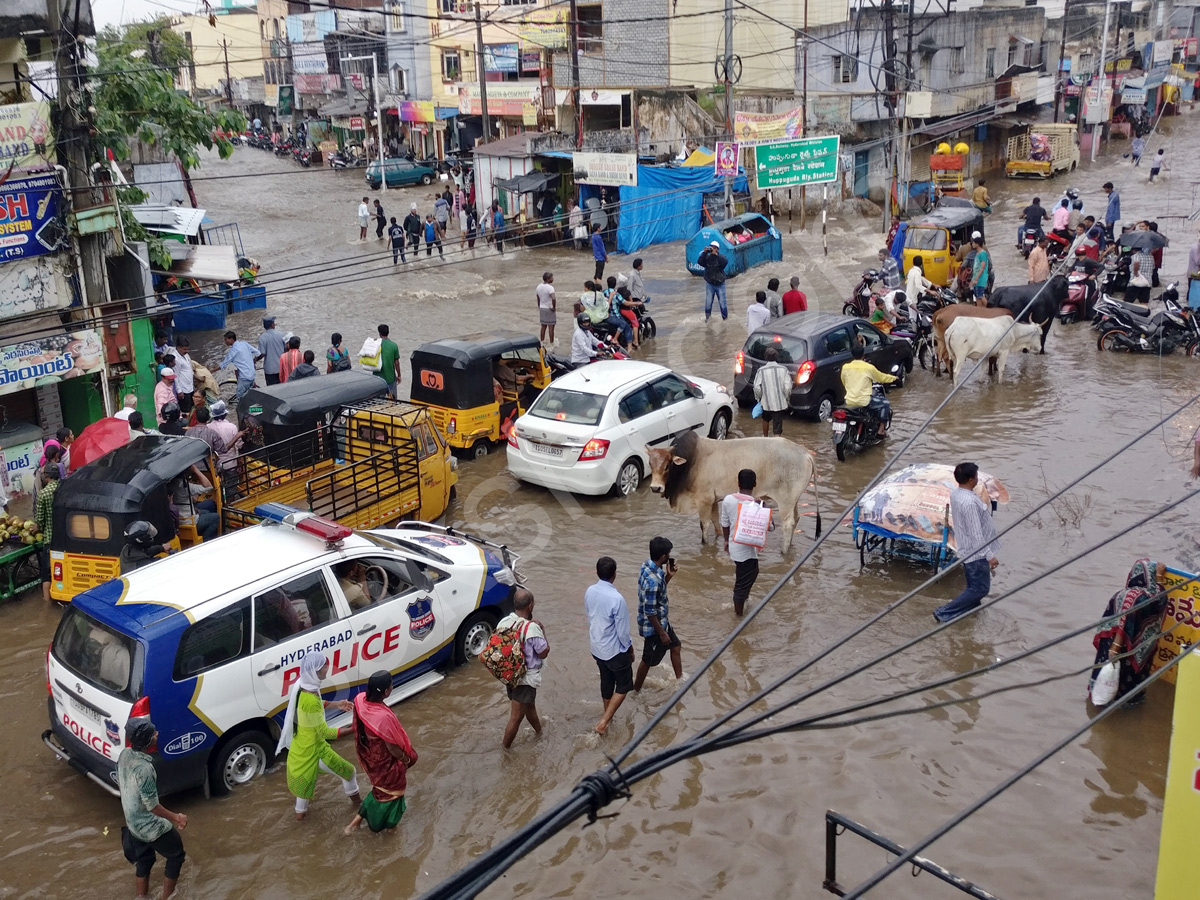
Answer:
[{"xmin": 617, "ymin": 164, "xmax": 749, "ymax": 255}]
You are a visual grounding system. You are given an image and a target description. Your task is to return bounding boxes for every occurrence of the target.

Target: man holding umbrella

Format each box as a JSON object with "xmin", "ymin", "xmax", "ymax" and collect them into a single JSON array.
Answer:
[{"xmin": 1119, "ymin": 227, "xmax": 1169, "ymax": 306}]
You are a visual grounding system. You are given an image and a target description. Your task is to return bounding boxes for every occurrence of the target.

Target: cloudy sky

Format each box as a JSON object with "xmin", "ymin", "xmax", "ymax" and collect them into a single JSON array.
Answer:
[{"xmin": 91, "ymin": 0, "xmax": 253, "ymax": 30}]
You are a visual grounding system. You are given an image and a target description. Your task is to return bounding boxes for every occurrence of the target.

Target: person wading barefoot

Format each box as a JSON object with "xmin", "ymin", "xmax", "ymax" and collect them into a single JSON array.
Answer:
[
  {"xmin": 344, "ymin": 671, "xmax": 417, "ymax": 835},
  {"xmin": 584, "ymin": 556, "xmax": 634, "ymax": 735},
  {"xmin": 497, "ymin": 588, "xmax": 549, "ymax": 749}
]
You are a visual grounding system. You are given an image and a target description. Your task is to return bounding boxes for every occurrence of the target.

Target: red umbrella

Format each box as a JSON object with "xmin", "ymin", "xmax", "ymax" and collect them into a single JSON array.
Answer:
[{"xmin": 68, "ymin": 417, "xmax": 132, "ymax": 472}]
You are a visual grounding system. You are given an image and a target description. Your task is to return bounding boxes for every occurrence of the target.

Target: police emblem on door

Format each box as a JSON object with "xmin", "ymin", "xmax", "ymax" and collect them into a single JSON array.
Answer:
[
  {"xmin": 406, "ymin": 597, "xmax": 435, "ymax": 640},
  {"xmin": 104, "ymin": 718, "xmax": 121, "ymax": 745}
]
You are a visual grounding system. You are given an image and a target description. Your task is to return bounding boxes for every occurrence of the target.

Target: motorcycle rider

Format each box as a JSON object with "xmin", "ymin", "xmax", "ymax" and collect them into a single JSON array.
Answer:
[
  {"xmin": 841, "ymin": 340, "xmax": 898, "ymax": 437},
  {"xmin": 1068, "ymin": 245, "xmax": 1102, "ymax": 312},
  {"xmin": 570, "ymin": 314, "xmax": 606, "ymax": 366},
  {"xmin": 119, "ymin": 521, "xmax": 171, "ymax": 575},
  {"xmin": 906, "ymin": 254, "xmax": 933, "ymax": 306},
  {"xmin": 1018, "ymin": 196, "xmax": 1049, "ymax": 248}
]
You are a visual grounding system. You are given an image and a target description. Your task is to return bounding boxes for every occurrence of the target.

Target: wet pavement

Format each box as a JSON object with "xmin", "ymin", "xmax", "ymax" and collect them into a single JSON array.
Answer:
[{"xmin": 4, "ymin": 112, "xmax": 1200, "ymax": 899}]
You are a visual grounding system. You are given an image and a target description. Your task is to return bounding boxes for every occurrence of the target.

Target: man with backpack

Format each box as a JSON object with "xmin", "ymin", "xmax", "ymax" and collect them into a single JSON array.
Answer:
[
  {"xmin": 493, "ymin": 588, "xmax": 549, "ymax": 749},
  {"xmin": 387, "ymin": 216, "xmax": 406, "ymax": 264}
]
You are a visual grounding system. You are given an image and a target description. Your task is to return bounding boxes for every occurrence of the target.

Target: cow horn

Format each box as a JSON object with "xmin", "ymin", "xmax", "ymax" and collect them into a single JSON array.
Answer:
[{"xmin": 1033, "ymin": 317, "xmax": 1048, "ymax": 327}]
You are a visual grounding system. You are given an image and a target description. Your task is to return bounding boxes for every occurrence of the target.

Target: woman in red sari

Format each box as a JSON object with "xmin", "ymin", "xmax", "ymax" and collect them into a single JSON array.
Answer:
[{"xmin": 344, "ymin": 671, "xmax": 418, "ymax": 835}]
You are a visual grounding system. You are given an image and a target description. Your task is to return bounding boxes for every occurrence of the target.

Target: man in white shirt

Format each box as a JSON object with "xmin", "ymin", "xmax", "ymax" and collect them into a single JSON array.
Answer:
[
  {"xmin": 906, "ymin": 255, "xmax": 932, "ymax": 304},
  {"xmin": 746, "ymin": 291, "xmax": 772, "ymax": 335},
  {"xmin": 535, "ymin": 271, "xmax": 557, "ymax": 345},
  {"xmin": 933, "ymin": 461, "xmax": 999, "ymax": 623},
  {"xmin": 752, "ymin": 348, "xmax": 791, "ymax": 436},
  {"xmin": 172, "ymin": 337, "xmax": 195, "ymax": 414},
  {"xmin": 113, "ymin": 393, "xmax": 138, "ymax": 421},
  {"xmin": 719, "ymin": 468, "xmax": 772, "ymax": 616},
  {"xmin": 570, "ymin": 315, "xmax": 604, "ymax": 366}
]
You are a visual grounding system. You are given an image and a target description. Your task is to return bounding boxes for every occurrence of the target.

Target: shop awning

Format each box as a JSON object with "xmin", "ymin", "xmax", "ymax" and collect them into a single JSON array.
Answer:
[
  {"xmin": 131, "ymin": 205, "xmax": 207, "ymax": 237},
  {"xmin": 916, "ymin": 110, "xmax": 997, "ymax": 138},
  {"xmin": 495, "ymin": 171, "xmax": 560, "ymax": 194},
  {"xmin": 153, "ymin": 244, "xmax": 238, "ymax": 282}
]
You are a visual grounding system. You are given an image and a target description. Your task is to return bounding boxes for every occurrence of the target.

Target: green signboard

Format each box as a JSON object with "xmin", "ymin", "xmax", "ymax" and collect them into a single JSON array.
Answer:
[{"xmin": 753, "ymin": 136, "xmax": 840, "ymax": 189}]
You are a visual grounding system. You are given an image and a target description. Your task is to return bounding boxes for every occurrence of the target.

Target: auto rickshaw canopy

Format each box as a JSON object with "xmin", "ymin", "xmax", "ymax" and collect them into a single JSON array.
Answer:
[
  {"xmin": 57, "ymin": 435, "xmax": 213, "ymax": 515},
  {"xmin": 238, "ymin": 370, "xmax": 388, "ymax": 427},
  {"xmin": 410, "ymin": 332, "xmax": 544, "ymax": 410},
  {"xmin": 913, "ymin": 203, "xmax": 985, "ymax": 234}
]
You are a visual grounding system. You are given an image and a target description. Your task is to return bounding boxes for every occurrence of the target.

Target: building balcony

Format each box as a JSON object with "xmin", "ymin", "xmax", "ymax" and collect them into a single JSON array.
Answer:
[{"xmin": 439, "ymin": 0, "xmax": 475, "ymax": 18}]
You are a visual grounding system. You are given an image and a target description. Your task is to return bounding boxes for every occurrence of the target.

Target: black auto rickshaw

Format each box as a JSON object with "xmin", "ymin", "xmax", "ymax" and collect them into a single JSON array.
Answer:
[
  {"xmin": 902, "ymin": 198, "xmax": 986, "ymax": 287},
  {"xmin": 237, "ymin": 370, "xmax": 388, "ymax": 470},
  {"xmin": 49, "ymin": 436, "xmax": 221, "ymax": 602},
  {"xmin": 409, "ymin": 331, "xmax": 552, "ymax": 458}
]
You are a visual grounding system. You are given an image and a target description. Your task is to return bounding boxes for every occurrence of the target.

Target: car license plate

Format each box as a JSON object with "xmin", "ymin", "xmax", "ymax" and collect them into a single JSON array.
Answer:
[
  {"xmin": 70, "ymin": 695, "xmax": 99, "ymax": 721},
  {"xmin": 530, "ymin": 442, "xmax": 563, "ymax": 458},
  {"xmin": 831, "ymin": 422, "xmax": 847, "ymax": 434}
]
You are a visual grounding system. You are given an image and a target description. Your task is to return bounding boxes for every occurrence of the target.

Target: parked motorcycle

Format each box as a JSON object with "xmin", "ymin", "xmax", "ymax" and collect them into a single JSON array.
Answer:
[
  {"xmin": 1060, "ymin": 272, "xmax": 1095, "ymax": 324},
  {"xmin": 831, "ymin": 372, "xmax": 901, "ymax": 462},
  {"xmin": 1095, "ymin": 285, "xmax": 1198, "ymax": 355},
  {"xmin": 1101, "ymin": 251, "xmax": 1131, "ymax": 296},
  {"xmin": 891, "ymin": 297, "xmax": 934, "ymax": 370},
  {"xmin": 845, "ymin": 269, "xmax": 882, "ymax": 317},
  {"xmin": 547, "ymin": 337, "xmax": 630, "ymax": 379}
]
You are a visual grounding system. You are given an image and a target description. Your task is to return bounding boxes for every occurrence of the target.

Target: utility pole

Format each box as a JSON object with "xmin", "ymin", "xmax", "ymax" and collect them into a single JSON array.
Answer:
[
  {"xmin": 475, "ymin": 5, "xmax": 493, "ymax": 146},
  {"xmin": 222, "ymin": 39, "xmax": 233, "ymax": 108},
  {"xmin": 342, "ymin": 52, "xmax": 389, "ymax": 189},
  {"xmin": 799, "ymin": 0, "xmax": 808, "ymax": 231},
  {"xmin": 882, "ymin": 0, "xmax": 897, "ymax": 235},
  {"xmin": 1054, "ymin": 0, "xmax": 1070, "ymax": 123},
  {"xmin": 723, "ymin": 0, "xmax": 733, "ymax": 217},
  {"xmin": 1090, "ymin": 0, "xmax": 1113, "ymax": 163},
  {"xmin": 568, "ymin": 0, "xmax": 581, "ymax": 149}
]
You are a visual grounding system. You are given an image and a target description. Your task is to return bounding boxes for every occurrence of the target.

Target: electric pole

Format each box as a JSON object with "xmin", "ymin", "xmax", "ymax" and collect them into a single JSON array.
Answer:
[
  {"xmin": 798, "ymin": 0, "xmax": 808, "ymax": 231},
  {"xmin": 1090, "ymin": 0, "xmax": 1114, "ymax": 162},
  {"xmin": 568, "ymin": 0, "xmax": 581, "ymax": 149},
  {"xmin": 475, "ymin": 5, "xmax": 493, "ymax": 146},
  {"xmin": 223, "ymin": 39, "xmax": 233, "ymax": 108},
  {"xmin": 1054, "ymin": 0, "xmax": 1070, "ymax": 123},
  {"xmin": 882, "ymin": 0, "xmax": 898, "ymax": 234},
  {"xmin": 342, "ymin": 53, "xmax": 389, "ymax": 189},
  {"xmin": 723, "ymin": 0, "xmax": 733, "ymax": 216}
]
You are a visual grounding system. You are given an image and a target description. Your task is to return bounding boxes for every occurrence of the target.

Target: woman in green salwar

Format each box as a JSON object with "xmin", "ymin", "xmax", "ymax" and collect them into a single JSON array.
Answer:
[{"xmin": 276, "ymin": 651, "xmax": 360, "ymax": 820}]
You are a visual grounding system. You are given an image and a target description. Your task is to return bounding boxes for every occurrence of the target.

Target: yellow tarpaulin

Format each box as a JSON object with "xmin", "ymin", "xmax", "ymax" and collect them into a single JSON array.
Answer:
[{"xmin": 682, "ymin": 148, "xmax": 715, "ymax": 167}]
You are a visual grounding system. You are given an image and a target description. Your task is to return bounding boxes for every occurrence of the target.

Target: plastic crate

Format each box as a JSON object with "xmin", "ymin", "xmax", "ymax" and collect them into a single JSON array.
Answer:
[
  {"xmin": 171, "ymin": 292, "xmax": 228, "ymax": 332},
  {"xmin": 229, "ymin": 284, "xmax": 267, "ymax": 313}
]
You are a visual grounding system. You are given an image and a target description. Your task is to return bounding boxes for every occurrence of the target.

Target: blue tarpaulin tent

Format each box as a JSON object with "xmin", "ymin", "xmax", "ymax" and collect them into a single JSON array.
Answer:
[{"xmin": 617, "ymin": 165, "xmax": 749, "ymax": 255}]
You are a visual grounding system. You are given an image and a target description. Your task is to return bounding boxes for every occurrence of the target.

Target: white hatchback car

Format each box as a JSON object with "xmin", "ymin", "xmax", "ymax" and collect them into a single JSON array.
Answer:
[{"xmin": 505, "ymin": 360, "xmax": 734, "ymax": 496}]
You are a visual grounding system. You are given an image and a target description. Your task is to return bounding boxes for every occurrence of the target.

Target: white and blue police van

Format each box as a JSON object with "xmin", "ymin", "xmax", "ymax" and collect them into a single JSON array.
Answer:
[{"xmin": 43, "ymin": 507, "xmax": 517, "ymax": 797}]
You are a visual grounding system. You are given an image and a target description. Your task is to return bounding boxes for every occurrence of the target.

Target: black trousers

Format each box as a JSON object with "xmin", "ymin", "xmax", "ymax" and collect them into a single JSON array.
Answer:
[
  {"xmin": 732, "ymin": 558, "xmax": 759, "ymax": 615},
  {"xmin": 122, "ymin": 826, "xmax": 186, "ymax": 879},
  {"xmin": 594, "ymin": 259, "xmax": 605, "ymax": 280}
]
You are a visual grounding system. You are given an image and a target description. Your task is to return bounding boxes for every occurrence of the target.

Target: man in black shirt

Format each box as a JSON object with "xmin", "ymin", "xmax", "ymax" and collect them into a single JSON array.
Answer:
[{"xmin": 1018, "ymin": 196, "xmax": 1048, "ymax": 248}]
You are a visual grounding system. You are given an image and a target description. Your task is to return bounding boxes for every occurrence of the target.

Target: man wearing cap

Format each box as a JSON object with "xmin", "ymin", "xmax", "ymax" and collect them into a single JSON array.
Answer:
[
  {"xmin": 220, "ymin": 330, "xmax": 259, "ymax": 399},
  {"xmin": 118, "ymin": 719, "xmax": 188, "ymax": 900},
  {"xmin": 698, "ymin": 240, "xmax": 729, "ymax": 321},
  {"xmin": 257, "ymin": 316, "xmax": 285, "ymax": 385},
  {"xmin": 207, "ymin": 400, "xmax": 243, "ymax": 473},
  {"xmin": 153, "ymin": 369, "xmax": 177, "ymax": 426}
]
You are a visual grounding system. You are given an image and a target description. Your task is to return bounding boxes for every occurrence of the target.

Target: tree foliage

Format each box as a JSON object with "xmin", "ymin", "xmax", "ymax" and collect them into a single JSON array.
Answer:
[{"xmin": 97, "ymin": 17, "xmax": 193, "ymax": 72}]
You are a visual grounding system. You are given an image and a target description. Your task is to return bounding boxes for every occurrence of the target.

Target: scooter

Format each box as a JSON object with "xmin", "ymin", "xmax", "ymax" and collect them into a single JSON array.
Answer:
[
  {"xmin": 1061, "ymin": 272, "xmax": 1094, "ymax": 324},
  {"xmin": 1096, "ymin": 285, "xmax": 1198, "ymax": 354},
  {"xmin": 328, "ymin": 150, "xmax": 351, "ymax": 169},
  {"xmin": 1020, "ymin": 229, "xmax": 1039, "ymax": 259},
  {"xmin": 547, "ymin": 337, "xmax": 630, "ymax": 379},
  {"xmin": 845, "ymin": 269, "xmax": 882, "ymax": 317},
  {"xmin": 831, "ymin": 371, "xmax": 901, "ymax": 462},
  {"xmin": 623, "ymin": 296, "xmax": 657, "ymax": 343}
]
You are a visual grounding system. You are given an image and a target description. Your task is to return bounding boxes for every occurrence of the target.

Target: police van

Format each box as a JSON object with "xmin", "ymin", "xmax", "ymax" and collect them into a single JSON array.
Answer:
[{"xmin": 42, "ymin": 508, "xmax": 518, "ymax": 798}]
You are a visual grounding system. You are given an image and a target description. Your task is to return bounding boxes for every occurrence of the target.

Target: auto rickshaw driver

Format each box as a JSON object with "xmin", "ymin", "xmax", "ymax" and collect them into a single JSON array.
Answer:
[
  {"xmin": 169, "ymin": 464, "xmax": 219, "ymax": 542},
  {"xmin": 493, "ymin": 357, "xmax": 536, "ymax": 406}
]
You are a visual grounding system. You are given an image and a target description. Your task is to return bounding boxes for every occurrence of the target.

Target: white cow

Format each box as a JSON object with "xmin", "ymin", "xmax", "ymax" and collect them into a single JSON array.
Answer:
[{"xmin": 945, "ymin": 315, "xmax": 1044, "ymax": 386}]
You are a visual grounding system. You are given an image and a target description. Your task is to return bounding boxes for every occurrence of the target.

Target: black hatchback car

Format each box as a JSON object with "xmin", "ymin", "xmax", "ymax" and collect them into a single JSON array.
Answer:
[{"xmin": 733, "ymin": 313, "xmax": 913, "ymax": 420}]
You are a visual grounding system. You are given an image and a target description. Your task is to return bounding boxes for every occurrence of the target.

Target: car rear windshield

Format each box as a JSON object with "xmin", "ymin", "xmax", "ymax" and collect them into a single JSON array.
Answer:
[
  {"xmin": 744, "ymin": 334, "xmax": 807, "ymax": 364},
  {"xmin": 528, "ymin": 387, "xmax": 606, "ymax": 426},
  {"xmin": 53, "ymin": 606, "xmax": 140, "ymax": 700}
]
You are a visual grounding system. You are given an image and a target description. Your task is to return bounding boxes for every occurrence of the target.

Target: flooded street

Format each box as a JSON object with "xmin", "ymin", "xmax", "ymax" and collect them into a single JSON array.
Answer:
[{"xmin": 5, "ymin": 113, "xmax": 1200, "ymax": 899}]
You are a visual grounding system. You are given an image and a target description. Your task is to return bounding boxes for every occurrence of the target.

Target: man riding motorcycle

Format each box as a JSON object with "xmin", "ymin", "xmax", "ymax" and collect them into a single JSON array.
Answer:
[
  {"xmin": 1018, "ymin": 197, "xmax": 1049, "ymax": 248},
  {"xmin": 840, "ymin": 341, "xmax": 898, "ymax": 437},
  {"xmin": 570, "ymin": 313, "xmax": 606, "ymax": 366}
]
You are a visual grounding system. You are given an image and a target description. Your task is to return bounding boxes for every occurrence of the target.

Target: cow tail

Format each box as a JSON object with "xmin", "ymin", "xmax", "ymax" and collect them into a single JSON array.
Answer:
[{"xmin": 811, "ymin": 458, "xmax": 823, "ymax": 537}]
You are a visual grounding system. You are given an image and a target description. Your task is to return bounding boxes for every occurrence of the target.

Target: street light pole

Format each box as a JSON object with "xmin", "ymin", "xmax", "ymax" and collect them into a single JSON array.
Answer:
[
  {"xmin": 342, "ymin": 52, "xmax": 389, "ymax": 190},
  {"xmin": 1090, "ymin": 0, "xmax": 1113, "ymax": 163}
]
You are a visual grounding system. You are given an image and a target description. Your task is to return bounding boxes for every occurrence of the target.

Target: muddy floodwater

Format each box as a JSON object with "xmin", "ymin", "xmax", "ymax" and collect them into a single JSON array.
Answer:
[{"xmin": 4, "ymin": 113, "xmax": 1200, "ymax": 899}]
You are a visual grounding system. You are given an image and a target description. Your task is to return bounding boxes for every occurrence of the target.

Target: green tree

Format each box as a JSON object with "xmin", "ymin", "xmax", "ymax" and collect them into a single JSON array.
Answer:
[{"xmin": 97, "ymin": 17, "xmax": 193, "ymax": 72}]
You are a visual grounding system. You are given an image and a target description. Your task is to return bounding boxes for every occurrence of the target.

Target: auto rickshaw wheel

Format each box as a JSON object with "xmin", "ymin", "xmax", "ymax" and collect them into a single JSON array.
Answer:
[{"xmin": 471, "ymin": 440, "xmax": 490, "ymax": 459}]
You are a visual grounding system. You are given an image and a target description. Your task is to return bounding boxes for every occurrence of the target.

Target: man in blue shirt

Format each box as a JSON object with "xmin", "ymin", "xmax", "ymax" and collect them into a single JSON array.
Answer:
[
  {"xmin": 633, "ymin": 536, "xmax": 681, "ymax": 691},
  {"xmin": 1102, "ymin": 182, "xmax": 1120, "ymax": 242},
  {"xmin": 583, "ymin": 556, "xmax": 633, "ymax": 735},
  {"xmin": 220, "ymin": 330, "xmax": 259, "ymax": 399},
  {"xmin": 591, "ymin": 223, "xmax": 607, "ymax": 281},
  {"xmin": 256, "ymin": 316, "xmax": 285, "ymax": 385}
]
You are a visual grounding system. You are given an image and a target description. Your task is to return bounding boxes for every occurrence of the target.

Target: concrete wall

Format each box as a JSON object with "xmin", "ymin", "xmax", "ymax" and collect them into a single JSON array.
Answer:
[
  {"xmin": 173, "ymin": 9, "xmax": 264, "ymax": 92},
  {"xmin": 549, "ymin": 0, "xmax": 670, "ymax": 89}
]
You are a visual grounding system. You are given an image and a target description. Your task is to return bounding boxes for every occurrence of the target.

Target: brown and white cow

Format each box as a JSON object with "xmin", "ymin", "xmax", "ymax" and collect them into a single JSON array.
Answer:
[
  {"xmin": 645, "ymin": 431, "xmax": 820, "ymax": 553},
  {"xmin": 931, "ymin": 304, "xmax": 1012, "ymax": 377}
]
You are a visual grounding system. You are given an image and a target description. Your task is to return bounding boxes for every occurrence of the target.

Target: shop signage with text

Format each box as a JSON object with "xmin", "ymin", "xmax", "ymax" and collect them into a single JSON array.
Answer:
[
  {"xmin": 0, "ymin": 174, "xmax": 63, "ymax": 262},
  {"xmin": 753, "ymin": 136, "xmax": 839, "ymax": 189},
  {"xmin": 733, "ymin": 106, "xmax": 803, "ymax": 145},
  {"xmin": 0, "ymin": 331, "xmax": 104, "ymax": 396},
  {"xmin": 0, "ymin": 101, "xmax": 55, "ymax": 172},
  {"xmin": 572, "ymin": 152, "xmax": 638, "ymax": 187}
]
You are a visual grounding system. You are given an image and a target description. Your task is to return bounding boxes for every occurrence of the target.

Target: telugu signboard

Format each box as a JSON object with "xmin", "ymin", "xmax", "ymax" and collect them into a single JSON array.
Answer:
[
  {"xmin": 518, "ymin": 8, "xmax": 568, "ymax": 49},
  {"xmin": 0, "ymin": 101, "xmax": 55, "ymax": 173},
  {"xmin": 0, "ymin": 330, "xmax": 104, "ymax": 396},
  {"xmin": 573, "ymin": 152, "xmax": 638, "ymax": 188},
  {"xmin": 753, "ymin": 136, "xmax": 839, "ymax": 189},
  {"xmin": 0, "ymin": 174, "xmax": 64, "ymax": 262},
  {"xmin": 733, "ymin": 106, "xmax": 803, "ymax": 146},
  {"xmin": 714, "ymin": 141, "xmax": 740, "ymax": 177}
]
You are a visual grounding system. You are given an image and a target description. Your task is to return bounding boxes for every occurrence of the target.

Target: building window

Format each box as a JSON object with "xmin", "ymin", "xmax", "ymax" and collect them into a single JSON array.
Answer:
[
  {"xmin": 502, "ymin": 0, "xmax": 537, "ymax": 4},
  {"xmin": 832, "ymin": 54, "xmax": 857, "ymax": 83},
  {"xmin": 440, "ymin": 0, "xmax": 464, "ymax": 12},
  {"xmin": 951, "ymin": 47, "xmax": 964, "ymax": 74},
  {"xmin": 1037, "ymin": 41, "xmax": 1048, "ymax": 69},
  {"xmin": 442, "ymin": 49, "xmax": 461, "ymax": 81},
  {"xmin": 578, "ymin": 3, "xmax": 603, "ymax": 54},
  {"xmin": 985, "ymin": 47, "xmax": 995, "ymax": 78},
  {"xmin": 390, "ymin": 0, "xmax": 405, "ymax": 32},
  {"xmin": 391, "ymin": 65, "xmax": 408, "ymax": 93},
  {"xmin": 273, "ymin": 19, "xmax": 280, "ymax": 40},
  {"xmin": 260, "ymin": 19, "xmax": 266, "ymax": 40},
  {"xmin": 1077, "ymin": 52, "xmax": 1093, "ymax": 76}
]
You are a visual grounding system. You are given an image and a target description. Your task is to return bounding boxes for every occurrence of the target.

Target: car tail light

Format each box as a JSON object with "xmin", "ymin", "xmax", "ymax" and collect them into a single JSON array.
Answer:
[
  {"xmin": 447, "ymin": 417, "xmax": 457, "ymax": 435},
  {"xmin": 734, "ymin": 350, "xmax": 745, "ymax": 374},
  {"xmin": 507, "ymin": 429, "xmax": 519, "ymax": 448},
  {"xmin": 832, "ymin": 409, "xmax": 847, "ymax": 421},
  {"xmin": 294, "ymin": 515, "xmax": 354, "ymax": 544},
  {"xmin": 795, "ymin": 360, "xmax": 816, "ymax": 385},
  {"xmin": 579, "ymin": 439, "xmax": 610, "ymax": 460}
]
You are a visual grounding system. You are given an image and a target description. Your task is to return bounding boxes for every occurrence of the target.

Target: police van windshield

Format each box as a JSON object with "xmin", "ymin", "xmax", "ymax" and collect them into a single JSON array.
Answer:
[{"xmin": 53, "ymin": 607, "xmax": 140, "ymax": 700}]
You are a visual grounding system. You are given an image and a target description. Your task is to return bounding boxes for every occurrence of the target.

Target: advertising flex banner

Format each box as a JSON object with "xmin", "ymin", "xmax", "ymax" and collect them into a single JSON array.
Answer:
[{"xmin": 0, "ymin": 173, "xmax": 65, "ymax": 262}]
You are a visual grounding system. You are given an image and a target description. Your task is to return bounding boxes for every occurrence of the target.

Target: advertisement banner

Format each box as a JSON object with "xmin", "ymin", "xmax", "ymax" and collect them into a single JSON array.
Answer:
[
  {"xmin": 1153, "ymin": 40, "xmax": 1174, "ymax": 67},
  {"xmin": 277, "ymin": 85, "xmax": 294, "ymax": 116},
  {"xmin": 0, "ymin": 174, "xmax": 65, "ymax": 262},
  {"xmin": 1081, "ymin": 84, "xmax": 1113, "ymax": 125},
  {"xmin": 714, "ymin": 141, "xmax": 740, "ymax": 177},
  {"xmin": 286, "ymin": 10, "xmax": 336, "ymax": 44},
  {"xmin": 294, "ymin": 73, "xmax": 342, "ymax": 94},
  {"xmin": 484, "ymin": 43, "xmax": 519, "ymax": 74},
  {"xmin": 520, "ymin": 49, "xmax": 541, "ymax": 75},
  {"xmin": 753, "ymin": 136, "xmax": 839, "ymax": 189},
  {"xmin": 1149, "ymin": 568, "xmax": 1200, "ymax": 685},
  {"xmin": 1154, "ymin": 650, "xmax": 1200, "ymax": 900},
  {"xmin": 264, "ymin": 83, "xmax": 278, "ymax": 107},
  {"xmin": 522, "ymin": 102, "xmax": 538, "ymax": 126},
  {"xmin": 0, "ymin": 330, "xmax": 104, "ymax": 396},
  {"xmin": 518, "ymin": 8, "xmax": 568, "ymax": 49},
  {"xmin": 573, "ymin": 152, "xmax": 638, "ymax": 187},
  {"xmin": 733, "ymin": 106, "xmax": 803, "ymax": 146},
  {"xmin": 291, "ymin": 42, "xmax": 328, "ymax": 75},
  {"xmin": 457, "ymin": 83, "xmax": 539, "ymax": 116},
  {"xmin": 0, "ymin": 101, "xmax": 55, "ymax": 172}
]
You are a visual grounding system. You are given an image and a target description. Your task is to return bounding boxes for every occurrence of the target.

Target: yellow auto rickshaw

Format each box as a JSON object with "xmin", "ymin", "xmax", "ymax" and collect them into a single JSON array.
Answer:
[
  {"xmin": 49, "ymin": 436, "xmax": 223, "ymax": 602},
  {"xmin": 409, "ymin": 332, "xmax": 552, "ymax": 459},
  {"xmin": 902, "ymin": 198, "xmax": 986, "ymax": 287}
]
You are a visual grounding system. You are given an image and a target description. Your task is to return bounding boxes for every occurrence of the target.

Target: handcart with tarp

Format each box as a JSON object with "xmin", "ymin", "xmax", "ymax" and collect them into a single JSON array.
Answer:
[{"xmin": 852, "ymin": 463, "xmax": 1008, "ymax": 569}]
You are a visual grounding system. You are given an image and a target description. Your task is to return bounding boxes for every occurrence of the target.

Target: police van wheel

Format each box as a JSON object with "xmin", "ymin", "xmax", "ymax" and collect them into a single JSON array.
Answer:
[
  {"xmin": 455, "ymin": 610, "xmax": 496, "ymax": 664},
  {"xmin": 209, "ymin": 730, "xmax": 273, "ymax": 795}
]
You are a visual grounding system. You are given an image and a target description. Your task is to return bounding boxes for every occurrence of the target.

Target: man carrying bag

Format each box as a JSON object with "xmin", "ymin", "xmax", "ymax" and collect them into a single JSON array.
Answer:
[{"xmin": 719, "ymin": 468, "xmax": 774, "ymax": 616}]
